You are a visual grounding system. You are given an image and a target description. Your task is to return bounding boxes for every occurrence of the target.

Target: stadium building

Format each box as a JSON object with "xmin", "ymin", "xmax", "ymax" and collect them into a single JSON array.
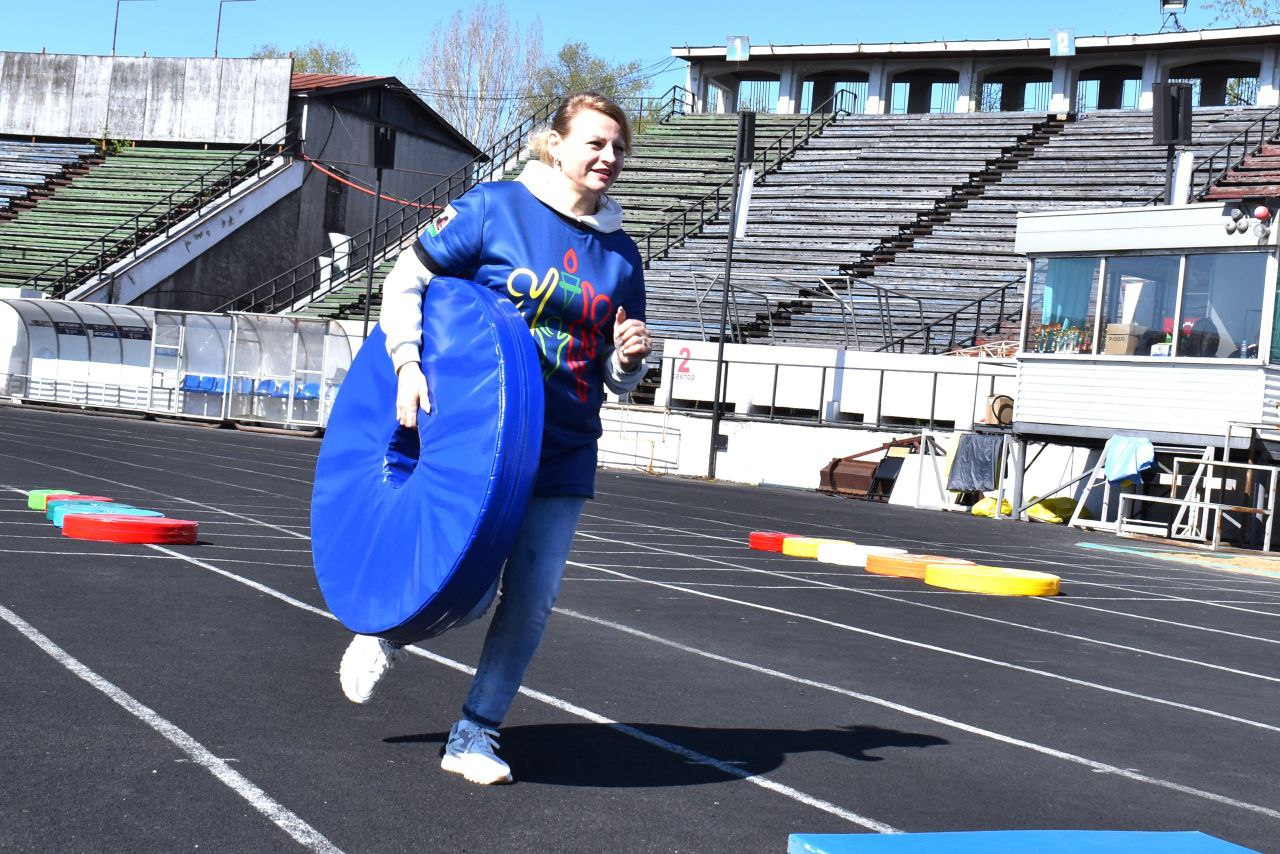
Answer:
[{"xmin": 4, "ymin": 24, "xmax": 1280, "ymax": 550}]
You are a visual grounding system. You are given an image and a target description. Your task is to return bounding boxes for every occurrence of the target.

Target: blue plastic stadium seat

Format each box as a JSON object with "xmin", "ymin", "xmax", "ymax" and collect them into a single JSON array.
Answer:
[
  {"xmin": 198, "ymin": 376, "xmax": 217, "ymax": 393},
  {"xmin": 255, "ymin": 379, "xmax": 279, "ymax": 396},
  {"xmin": 180, "ymin": 375, "xmax": 202, "ymax": 392},
  {"xmin": 296, "ymin": 382, "xmax": 320, "ymax": 401},
  {"xmin": 270, "ymin": 381, "xmax": 293, "ymax": 399},
  {"xmin": 211, "ymin": 376, "xmax": 226, "ymax": 394}
]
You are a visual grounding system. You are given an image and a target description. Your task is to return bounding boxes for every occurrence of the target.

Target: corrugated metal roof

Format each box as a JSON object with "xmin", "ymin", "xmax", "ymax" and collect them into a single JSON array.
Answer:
[{"xmin": 290, "ymin": 73, "xmax": 389, "ymax": 93}]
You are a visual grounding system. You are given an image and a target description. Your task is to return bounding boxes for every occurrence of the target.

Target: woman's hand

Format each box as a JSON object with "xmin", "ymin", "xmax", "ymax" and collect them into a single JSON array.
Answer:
[
  {"xmin": 614, "ymin": 307, "xmax": 652, "ymax": 370},
  {"xmin": 395, "ymin": 361, "xmax": 431, "ymax": 428}
]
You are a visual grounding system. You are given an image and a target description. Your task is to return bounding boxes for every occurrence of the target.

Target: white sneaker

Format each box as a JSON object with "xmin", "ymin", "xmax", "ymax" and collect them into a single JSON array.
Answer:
[
  {"xmin": 338, "ymin": 634, "xmax": 404, "ymax": 704},
  {"xmin": 440, "ymin": 720, "xmax": 513, "ymax": 785}
]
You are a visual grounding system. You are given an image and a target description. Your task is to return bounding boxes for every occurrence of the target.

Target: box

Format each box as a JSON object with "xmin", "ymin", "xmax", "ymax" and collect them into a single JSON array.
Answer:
[{"xmin": 1104, "ymin": 323, "xmax": 1144, "ymax": 355}]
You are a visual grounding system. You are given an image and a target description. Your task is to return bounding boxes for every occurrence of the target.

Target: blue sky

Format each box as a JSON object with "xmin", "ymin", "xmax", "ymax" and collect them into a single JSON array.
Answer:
[{"xmin": 0, "ymin": 1, "xmax": 1239, "ymax": 94}]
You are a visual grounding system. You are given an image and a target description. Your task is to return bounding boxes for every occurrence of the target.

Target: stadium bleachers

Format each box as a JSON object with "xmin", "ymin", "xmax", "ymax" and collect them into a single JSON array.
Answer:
[
  {"xmin": 291, "ymin": 106, "xmax": 1280, "ymax": 355},
  {"xmin": 292, "ymin": 112, "xmax": 810, "ymax": 321},
  {"xmin": 0, "ymin": 143, "xmax": 260, "ymax": 292},
  {"xmin": 640, "ymin": 111, "xmax": 1061, "ymax": 347},
  {"xmin": 844, "ymin": 107, "xmax": 1273, "ymax": 350},
  {"xmin": 0, "ymin": 141, "xmax": 99, "ymax": 221}
]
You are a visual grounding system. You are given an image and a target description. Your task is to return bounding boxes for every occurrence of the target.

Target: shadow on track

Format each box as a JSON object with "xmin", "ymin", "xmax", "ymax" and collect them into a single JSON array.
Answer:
[{"xmin": 386, "ymin": 723, "xmax": 948, "ymax": 787}]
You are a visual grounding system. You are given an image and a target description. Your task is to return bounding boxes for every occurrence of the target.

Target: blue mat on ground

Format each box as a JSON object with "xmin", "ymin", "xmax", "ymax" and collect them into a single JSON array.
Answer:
[
  {"xmin": 788, "ymin": 831, "xmax": 1259, "ymax": 853},
  {"xmin": 311, "ymin": 278, "xmax": 543, "ymax": 644}
]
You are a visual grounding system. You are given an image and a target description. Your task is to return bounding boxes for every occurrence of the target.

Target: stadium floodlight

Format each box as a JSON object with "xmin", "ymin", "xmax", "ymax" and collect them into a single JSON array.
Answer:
[
  {"xmin": 112, "ymin": 0, "xmax": 157, "ymax": 56},
  {"xmin": 1160, "ymin": 1, "xmax": 1187, "ymax": 11},
  {"xmin": 726, "ymin": 36, "xmax": 750, "ymax": 62},
  {"xmin": 214, "ymin": 0, "xmax": 256, "ymax": 59}
]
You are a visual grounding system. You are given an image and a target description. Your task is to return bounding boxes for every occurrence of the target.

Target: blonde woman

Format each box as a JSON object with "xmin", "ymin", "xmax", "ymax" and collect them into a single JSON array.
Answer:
[{"xmin": 339, "ymin": 92, "xmax": 653, "ymax": 785}]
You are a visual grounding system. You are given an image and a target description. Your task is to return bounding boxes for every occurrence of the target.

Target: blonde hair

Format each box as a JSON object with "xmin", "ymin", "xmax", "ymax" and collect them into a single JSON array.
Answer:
[{"xmin": 528, "ymin": 92, "xmax": 632, "ymax": 165}]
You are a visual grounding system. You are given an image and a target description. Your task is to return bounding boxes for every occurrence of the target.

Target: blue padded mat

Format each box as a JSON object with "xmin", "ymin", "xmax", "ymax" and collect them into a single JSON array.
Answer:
[
  {"xmin": 788, "ymin": 831, "xmax": 1259, "ymax": 853},
  {"xmin": 312, "ymin": 278, "xmax": 543, "ymax": 643}
]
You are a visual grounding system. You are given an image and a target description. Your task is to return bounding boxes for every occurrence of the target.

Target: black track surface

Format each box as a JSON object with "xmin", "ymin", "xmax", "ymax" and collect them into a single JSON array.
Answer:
[{"xmin": 2, "ymin": 404, "xmax": 1278, "ymax": 853}]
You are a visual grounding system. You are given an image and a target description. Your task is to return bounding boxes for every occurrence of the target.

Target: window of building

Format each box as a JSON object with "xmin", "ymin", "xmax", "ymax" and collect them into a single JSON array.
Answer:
[
  {"xmin": 1099, "ymin": 255, "xmax": 1181, "ymax": 356},
  {"xmin": 1179, "ymin": 253, "xmax": 1266, "ymax": 358},
  {"xmin": 1025, "ymin": 257, "xmax": 1101, "ymax": 354},
  {"xmin": 324, "ymin": 177, "xmax": 347, "ymax": 233}
]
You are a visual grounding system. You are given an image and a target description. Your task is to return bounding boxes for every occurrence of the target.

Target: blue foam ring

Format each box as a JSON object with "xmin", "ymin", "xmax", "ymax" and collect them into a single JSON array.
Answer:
[
  {"xmin": 311, "ymin": 277, "xmax": 544, "ymax": 644},
  {"xmin": 50, "ymin": 504, "xmax": 163, "ymax": 528},
  {"xmin": 46, "ymin": 500, "xmax": 132, "ymax": 522}
]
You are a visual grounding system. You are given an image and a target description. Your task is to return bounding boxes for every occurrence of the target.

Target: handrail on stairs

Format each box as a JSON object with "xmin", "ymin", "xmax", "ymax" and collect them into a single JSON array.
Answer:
[
  {"xmin": 21, "ymin": 116, "xmax": 302, "ymax": 299},
  {"xmin": 873, "ymin": 274, "xmax": 1023, "ymax": 354}
]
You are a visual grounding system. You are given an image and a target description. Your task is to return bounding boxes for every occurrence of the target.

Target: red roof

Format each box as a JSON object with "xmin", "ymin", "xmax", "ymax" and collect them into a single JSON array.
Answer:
[{"xmin": 290, "ymin": 73, "xmax": 389, "ymax": 93}]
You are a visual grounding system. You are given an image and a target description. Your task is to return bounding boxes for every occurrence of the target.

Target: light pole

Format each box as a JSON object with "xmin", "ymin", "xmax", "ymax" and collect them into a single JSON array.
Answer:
[
  {"xmin": 214, "ymin": 0, "xmax": 255, "ymax": 58},
  {"xmin": 112, "ymin": 0, "xmax": 157, "ymax": 56}
]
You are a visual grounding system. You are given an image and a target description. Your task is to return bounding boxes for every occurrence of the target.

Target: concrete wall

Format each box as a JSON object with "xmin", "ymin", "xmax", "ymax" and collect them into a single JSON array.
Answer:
[
  {"xmin": 0, "ymin": 53, "xmax": 290, "ymax": 143},
  {"xmin": 131, "ymin": 189, "xmax": 304, "ymax": 311}
]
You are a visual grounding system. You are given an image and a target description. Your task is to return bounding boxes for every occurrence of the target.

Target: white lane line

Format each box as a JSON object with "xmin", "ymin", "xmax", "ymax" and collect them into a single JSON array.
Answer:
[
  {"xmin": 551, "ymin": 606, "xmax": 1280, "ymax": 823},
  {"xmin": 142, "ymin": 546, "xmax": 896, "ymax": 833},
  {"xmin": 1041, "ymin": 598, "xmax": 1280, "ymax": 647},
  {"xmin": 0, "ymin": 549, "xmax": 179, "ymax": 559},
  {"xmin": 565, "ymin": 579, "xmax": 830, "ymax": 590},
  {"xmin": 4, "ymin": 421, "xmax": 317, "ymax": 477},
  {"xmin": 0, "ymin": 425, "xmax": 315, "ymax": 485},
  {"xmin": 566, "ymin": 561, "xmax": 1280, "ymax": 734},
  {"xmin": 138, "ymin": 531, "xmax": 1280, "ymax": 824},
  {"xmin": 576, "ymin": 520, "xmax": 1280, "ymax": 644},
  {"xmin": 1, "ymin": 478, "xmax": 308, "ymax": 541},
  {"xmin": 0, "ymin": 602, "xmax": 342, "ymax": 853},
  {"xmin": 574, "ymin": 531, "xmax": 1280, "ymax": 671}
]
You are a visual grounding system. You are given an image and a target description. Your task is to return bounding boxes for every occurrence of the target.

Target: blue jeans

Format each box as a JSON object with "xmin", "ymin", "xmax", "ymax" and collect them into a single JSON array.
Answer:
[{"xmin": 461, "ymin": 493, "xmax": 585, "ymax": 729}]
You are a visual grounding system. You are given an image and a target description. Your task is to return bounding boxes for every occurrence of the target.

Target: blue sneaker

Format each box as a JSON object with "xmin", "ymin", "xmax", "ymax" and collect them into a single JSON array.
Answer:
[{"xmin": 441, "ymin": 720, "xmax": 513, "ymax": 784}]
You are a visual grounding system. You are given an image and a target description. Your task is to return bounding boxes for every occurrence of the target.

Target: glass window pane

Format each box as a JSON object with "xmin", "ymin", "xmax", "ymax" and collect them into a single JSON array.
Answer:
[
  {"xmin": 1180, "ymin": 253, "xmax": 1266, "ymax": 359},
  {"xmin": 1100, "ymin": 255, "xmax": 1180, "ymax": 356},
  {"xmin": 1025, "ymin": 257, "xmax": 1101, "ymax": 354}
]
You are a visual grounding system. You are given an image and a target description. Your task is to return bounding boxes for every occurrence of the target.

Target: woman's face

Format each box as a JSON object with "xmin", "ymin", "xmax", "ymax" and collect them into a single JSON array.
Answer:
[{"xmin": 549, "ymin": 109, "xmax": 626, "ymax": 198}]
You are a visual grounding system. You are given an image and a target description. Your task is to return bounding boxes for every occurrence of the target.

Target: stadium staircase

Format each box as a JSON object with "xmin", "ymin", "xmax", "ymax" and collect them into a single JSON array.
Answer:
[
  {"xmin": 1190, "ymin": 106, "xmax": 1280, "ymax": 200},
  {"xmin": 283, "ymin": 89, "xmax": 840, "ymax": 321},
  {"xmin": 0, "ymin": 120, "xmax": 298, "ymax": 298}
]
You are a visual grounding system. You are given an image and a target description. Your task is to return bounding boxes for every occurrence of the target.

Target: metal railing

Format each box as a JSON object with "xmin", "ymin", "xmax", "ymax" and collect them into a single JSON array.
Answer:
[
  {"xmin": 820, "ymin": 275, "xmax": 927, "ymax": 350},
  {"xmin": 655, "ymin": 351, "xmax": 1016, "ymax": 431},
  {"xmin": 640, "ymin": 89, "xmax": 858, "ymax": 264},
  {"xmin": 873, "ymin": 276, "xmax": 1024, "ymax": 354},
  {"xmin": 21, "ymin": 117, "xmax": 301, "ymax": 298},
  {"xmin": 1188, "ymin": 104, "xmax": 1280, "ymax": 200},
  {"xmin": 1142, "ymin": 104, "xmax": 1280, "ymax": 204},
  {"xmin": 218, "ymin": 87, "xmax": 694, "ymax": 316},
  {"xmin": 686, "ymin": 270, "xmax": 862, "ymax": 348}
]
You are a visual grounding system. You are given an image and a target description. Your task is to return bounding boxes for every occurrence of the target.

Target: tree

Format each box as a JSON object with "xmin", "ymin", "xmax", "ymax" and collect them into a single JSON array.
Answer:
[
  {"xmin": 411, "ymin": 2, "xmax": 543, "ymax": 151},
  {"xmin": 1201, "ymin": 0, "xmax": 1280, "ymax": 24},
  {"xmin": 252, "ymin": 41, "xmax": 359, "ymax": 74},
  {"xmin": 522, "ymin": 41, "xmax": 647, "ymax": 113}
]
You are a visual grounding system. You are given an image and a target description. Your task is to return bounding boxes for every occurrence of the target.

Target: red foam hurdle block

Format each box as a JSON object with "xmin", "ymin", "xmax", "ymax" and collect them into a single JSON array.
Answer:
[
  {"xmin": 62, "ymin": 514, "xmax": 198, "ymax": 545},
  {"xmin": 748, "ymin": 531, "xmax": 795, "ymax": 552}
]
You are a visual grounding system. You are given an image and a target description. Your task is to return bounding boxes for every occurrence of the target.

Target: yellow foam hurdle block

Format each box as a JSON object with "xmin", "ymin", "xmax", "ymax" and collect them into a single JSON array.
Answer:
[
  {"xmin": 924, "ymin": 563, "xmax": 1061, "ymax": 596},
  {"xmin": 782, "ymin": 537, "xmax": 852, "ymax": 559},
  {"xmin": 817, "ymin": 543, "xmax": 907, "ymax": 567}
]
